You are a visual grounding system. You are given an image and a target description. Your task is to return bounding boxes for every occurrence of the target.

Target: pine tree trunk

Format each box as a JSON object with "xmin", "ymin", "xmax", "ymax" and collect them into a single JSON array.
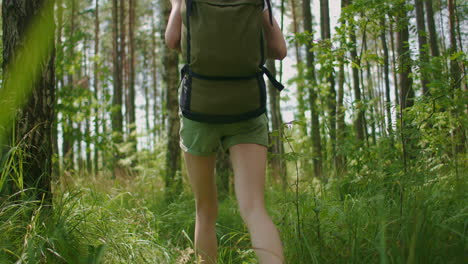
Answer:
[
  {"xmin": 2, "ymin": 0, "xmax": 55, "ymax": 202},
  {"xmin": 266, "ymin": 59, "xmax": 287, "ymax": 185},
  {"xmin": 380, "ymin": 17, "xmax": 393, "ymax": 138},
  {"xmin": 55, "ymin": 0, "xmax": 64, "ymax": 176},
  {"xmin": 320, "ymin": 0, "xmax": 337, "ymax": 170},
  {"xmin": 303, "ymin": 0, "xmax": 323, "ymax": 178},
  {"xmin": 348, "ymin": 0, "xmax": 364, "ymax": 142},
  {"xmin": 93, "ymin": 0, "xmax": 100, "ymax": 173},
  {"xmin": 111, "ymin": 0, "xmax": 125, "ymax": 177},
  {"xmin": 424, "ymin": 0, "xmax": 440, "ymax": 57},
  {"xmin": 335, "ymin": 0, "xmax": 348, "ymax": 176},
  {"xmin": 127, "ymin": 0, "xmax": 137, "ymax": 157},
  {"xmin": 448, "ymin": 0, "xmax": 465, "ymax": 154},
  {"xmin": 216, "ymin": 147, "xmax": 231, "ymax": 199},
  {"xmin": 290, "ymin": 0, "xmax": 307, "ymax": 136},
  {"xmin": 151, "ymin": 14, "xmax": 159, "ymax": 139},
  {"xmin": 389, "ymin": 20, "xmax": 400, "ymax": 107},
  {"xmin": 415, "ymin": 0, "xmax": 429, "ymax": 95},
  {"xmin": 396, "ymin": 0, "xmax": 414, "ymax": 110},
  {"xmin": 161, "ymin": 0, "xmax": 181, "ymax": 195},
  {"xmin": 63, "ymin": 0, "xmax": 76, "ymax": 171}
]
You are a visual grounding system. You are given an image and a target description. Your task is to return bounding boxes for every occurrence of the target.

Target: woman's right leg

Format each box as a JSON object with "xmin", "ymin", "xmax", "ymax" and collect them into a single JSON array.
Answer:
[{"xmin": 184, "ymin": 151, "xmax": 218, "ymax": 264}]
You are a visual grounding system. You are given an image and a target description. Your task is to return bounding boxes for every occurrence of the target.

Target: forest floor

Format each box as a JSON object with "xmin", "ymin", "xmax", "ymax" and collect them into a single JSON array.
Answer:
[{"xmin": 2, "ymin": 162, "xmax": 466, "ymax": 264}]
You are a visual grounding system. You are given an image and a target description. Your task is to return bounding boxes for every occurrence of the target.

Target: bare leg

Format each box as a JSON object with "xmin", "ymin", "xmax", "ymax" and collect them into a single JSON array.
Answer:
[
  {"xmin": 183, "ymin": 152, "xmax": 218, "ymax": 264},
  {"xmin": 229, "ymin": 144, "xmax": 285, "ymax": 264}
]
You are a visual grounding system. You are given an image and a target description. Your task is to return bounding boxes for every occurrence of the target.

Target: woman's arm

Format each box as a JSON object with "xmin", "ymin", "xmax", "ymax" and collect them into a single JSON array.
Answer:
[
  {"xmin": 262, "ymin": 11, "xmax": 287, "ymax": 60},
  {"xmin": 165, "ymin": 0, "xmax": 182, "ymax": 50}
]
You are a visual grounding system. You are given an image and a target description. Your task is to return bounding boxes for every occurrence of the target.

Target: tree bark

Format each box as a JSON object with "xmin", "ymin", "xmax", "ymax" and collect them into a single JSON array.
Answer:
[
  {"xmin": 320, "ymin": 0, "xmax": 337, "ymax": 169},
  {"xmin": 389, "ymin": 20, "xmax": 400, "ymax": 107},
  {"xmin": 303, "ymin": 0, "xmax": 323, "ymax": 178},
  {"xmin": 348, "ymin": 0, "xmax": 365, "ymax": 143},
  {"xmin": 127, "ymin": 0, "xmax": 137, "ymax": 157},
  {"xmin": 93, "ymin": 0, "xmax": 100, "ymax": 173},
  {"xmin": 335, "ymin": 0, "xmax": 347, "ymax": 176},
  {"xmin": 380, "ymin": 17, "xmax": 393, "ymax": 138},
  {"xmin": 415, "ymin": 0, "xmax": 429, "ymax": 95},
  {"xmin": 151, "ymin": 14, "xmax": 159, "ymax": 139},
  {"xmin": 424, "ymin": 0, "xmax": 440, "ymax": 57},
  {"xmin": 266, "ymin": 59, "xmax": 287, "ymax": 185},
  {"xmin": 62, "ymin": 0, "xmax": 76, "ymax": 171},
  {"xmin": 160, "ymin": 0, "xmax": 181, "ymax": 195},
  {"xmin": 396, "ymin": 0, "xmax": 414, "ymax": 110},
  {"xmin": 290, "ymin": 0, "xmax": 307, "ymax": 136},
  {"xmin": 1, "ymin": 0, "xmax": 55, "ymax": 202},
  {"xmin": 111, "ymin": 0, "xmax": 125, "ymax": 177}
]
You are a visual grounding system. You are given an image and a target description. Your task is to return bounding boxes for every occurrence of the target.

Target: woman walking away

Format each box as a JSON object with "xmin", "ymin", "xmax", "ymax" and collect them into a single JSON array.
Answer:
[{"xmin": 165, "ymin": 0, "xmax": 287, "ymax": 263}]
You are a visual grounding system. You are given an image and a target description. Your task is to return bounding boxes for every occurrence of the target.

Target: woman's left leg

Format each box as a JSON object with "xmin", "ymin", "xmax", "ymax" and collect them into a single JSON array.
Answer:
[{"xmin": 229, "ymin": 143, "xmax": 284, "ymax": 264}]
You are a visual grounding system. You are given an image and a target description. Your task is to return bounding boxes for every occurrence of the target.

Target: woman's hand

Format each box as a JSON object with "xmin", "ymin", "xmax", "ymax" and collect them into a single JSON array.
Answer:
[{"xmin": 165, "ymin": 0, "xmax": 182, "ymax": 50}]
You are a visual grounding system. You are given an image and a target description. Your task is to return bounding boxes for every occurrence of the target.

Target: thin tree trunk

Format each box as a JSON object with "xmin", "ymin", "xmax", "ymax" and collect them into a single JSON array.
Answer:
[
  {"xmin": 348, "ymin": 0, "xmax": 364, "ymax": 143},
  {"xmin": 151, "ymin": 13, "xmax": 159, "ymax": 139},
  {"xmin": 2, "ymin": 0, "xmax": 55, "ymax": 202},
  {"xmin": 362, "ymin": 31, "xmax": 376, "ymax": 145},
  {"xmin": 120, "ymin": 0, "xmax": 128, "ymax": 138},
  {"xmin": 396, "ymin": 0, "xmax": 414, "ymax": 110},
  {"xmin": 111, "ymin": 0, "xmax": 125, "ymax": 177},
  {"xmin": 93, "ymin": 0, "xmax": 100, "ymax": 174},
  {"xmin": 320, "ymin": 0, "xmax": 337, "ymax": 171},
  {"xmin": 415, "ymin": 0, "xmax": 429, "ymax": 95},
  {"xmin": 55, "ymin": 0, "xmax": 64, "ymax": 176},
  {"xmin": 267, "ymin": 59, "xmax": 287, "ymax": 185},
  {"xmin": 448, "ymin": 0, "xmax": 464, "ymax": 154},
  {"xmin": 63, "ymin": 0, "xmax": 76, "ymax": 172},
  {"xmin": 143, "ymin": 53, "xmax": 151, "ymax": 147},
  {"xmin": 161, "ymin": 0, "xmax": 181, "ymax": 195},
  {"xmin": 127, "ymin": 0, "xmax": 137, "ymax": 158},
  {"xmin": 380, "ymin": 17, "xmax": 393, "ymax": 138},
  {"xmin": 389, "ymin": 20, "xmax": 399, "ymax": 107},
  {"xmin": 303, "ymin": 0, "xmax": 323, "ymax": 178},
  {"xmin": 290, "ymin": 0, "xmax": 307, "ymax": 136},
  {"xmin": 425, "ymin": 0, "xmax": 440, "ymax": 57}
]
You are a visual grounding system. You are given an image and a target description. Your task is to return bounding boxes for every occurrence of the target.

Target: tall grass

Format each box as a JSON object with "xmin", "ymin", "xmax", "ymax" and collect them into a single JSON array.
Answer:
[{"xmin": 1, "ymin": 125, "xmax": 467, "ymax": 263}]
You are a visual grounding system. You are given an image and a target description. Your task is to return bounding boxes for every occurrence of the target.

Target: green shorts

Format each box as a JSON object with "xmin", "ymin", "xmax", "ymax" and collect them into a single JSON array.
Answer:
[{"xmin": 179, "ymin": 112, "xmax": 269, "ymax": 156}]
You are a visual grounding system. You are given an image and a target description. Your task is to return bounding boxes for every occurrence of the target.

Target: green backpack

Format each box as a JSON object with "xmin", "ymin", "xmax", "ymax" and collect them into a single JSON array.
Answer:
[{"xmin": 179, "ymin": 0, "xmax": 284, "ymax": 123}]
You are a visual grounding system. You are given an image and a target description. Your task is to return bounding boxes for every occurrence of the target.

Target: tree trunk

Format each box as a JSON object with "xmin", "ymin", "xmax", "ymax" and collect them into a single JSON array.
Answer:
[
  {"xmin": 1, "ymin": 0, "xmax": 55, "ymax": 202},
  {"xmin": 396, "ymin": 0, "xmax": 414, "ymax": 110},
  {"xmin": 389, "ymin": 20, "xmax": 400, "ymax": 107},
  {"xmin": 62, "ymin": 0, "xmax": 76, "ymax": 172},
  {"xmin": 380, "ymin": 17, "xmax": 393, "ymax": 138},
  {"xmin": 336, "ymin": 0, "xmax": 346, "ymax": 175},
  {"xmin": 303, "ymin": 0, "xmax": 323, "ymax": 178},
  {"xmin": 320, "ymin": 0, "xmax": 337, "ymax": 170},
  {"xmin": 348, "ymin": 0, "xmax": 365, "ymax": 143},
  {"xmin": 424, "ymin": 0, "xmax": 440, "ymax": 57},
  {"xmin": 93, "ymin": 0, "xmax": 100, "ymax": 174},
  {"xmin": 127, "ymin": 0, "xmax": 137, "ymax": 157},
  {"xmin": 151, "ymin": 14, "xmax": 159, "ymax": 139},
  {"xmin": 216, "ymin": 147, "xmax": 231, "ymax": 200},
  {"xmin": 160, "ymin": 0, "xmax": 181, "ymax": 195},
  {"xmin": 55, "ymin": 0, "xmax": 64, "ymax": 177},
  {"xmin": 448, "ymin": 0, "xmax": 465, "ymax": 154},
  {"xmin": 290, "ymin": 0, "xmax": 307, "ymax": 136},
  {"xmin": 266, "ymin": 59, "xmax": 287, "ymax": 185},
  {"xmin": 415, "ymin": 0, "xmax": 429, "ymax": 95},
  {"xmin": 111, "ymin": 0, "xmax": 125, "ymax": 177}
]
